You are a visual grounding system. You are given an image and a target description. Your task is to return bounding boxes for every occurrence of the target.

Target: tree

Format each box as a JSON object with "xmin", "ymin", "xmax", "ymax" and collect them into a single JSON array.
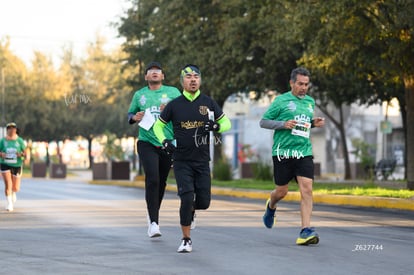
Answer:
[
  {"xmin": 60, "ymin": 36, "xmax": 134, "ymax": 167},
  {"xmin": 0, "ymin": 38, "xmax": 30, "ymax": 130},
  {"xmin": 292, "ymin": 0, "xmax": 414, "ymax": 188},
  {"xmin": 117, "ymin": 0, "xmax": 305, "ymax": 164},
  {"xmin": 118, "ymin": 0, "xmax": 302, "ymax": 105},
  {"xmin": 23, "ymin": 52, "xmax": 70, "ymax": 141},
  {"xmin": 118, "ymin": 1, "xmax": 414, "ymax": 186},
  {"xmin": 2, "ymin": 35, "xmax": 135, "ymax": 168}
]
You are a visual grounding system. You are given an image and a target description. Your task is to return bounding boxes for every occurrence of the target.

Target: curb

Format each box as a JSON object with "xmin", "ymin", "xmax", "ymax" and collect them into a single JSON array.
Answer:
[{"xmin": 89, "ymin": 180, "xmax": 414, "ymax": 211}]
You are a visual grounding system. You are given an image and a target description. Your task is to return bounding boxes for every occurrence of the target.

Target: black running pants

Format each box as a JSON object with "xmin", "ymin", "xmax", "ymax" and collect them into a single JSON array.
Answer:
[
  {"xmin": 138, "ymin": 140, "xmax": 172, "ymax": 224},
  {"xmin": 173, "ymin": 160, "xmax": 211, "ymax": 226}
]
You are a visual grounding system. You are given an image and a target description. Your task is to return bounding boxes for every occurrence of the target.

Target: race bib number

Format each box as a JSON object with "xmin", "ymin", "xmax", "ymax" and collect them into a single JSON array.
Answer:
[
  {"xmin": 4, "ymin": 148, "xmax": 18, "ymax": 164},
  {"xmin": 291, "ymin": 121, "xmax": 311, "ymax": 138},
  {"xmin": 5, "ymin": 152, "xmax": 17, "ymax": 164}
]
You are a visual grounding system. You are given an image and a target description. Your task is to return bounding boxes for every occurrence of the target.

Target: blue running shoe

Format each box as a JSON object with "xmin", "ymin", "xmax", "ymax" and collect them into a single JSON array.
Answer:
[
  {"xmin": 263, "ymin": 198, "xmax": 276, "ymax": 228},
  {"xmin": 296, "ymin": 227, "xmax": 319, "ymax": 245}
]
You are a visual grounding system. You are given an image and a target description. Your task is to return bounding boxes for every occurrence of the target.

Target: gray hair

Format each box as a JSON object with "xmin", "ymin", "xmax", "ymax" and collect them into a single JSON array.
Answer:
[{"xmin": 290, "ymin": 67, "xmax": 311, "ymax": 82}]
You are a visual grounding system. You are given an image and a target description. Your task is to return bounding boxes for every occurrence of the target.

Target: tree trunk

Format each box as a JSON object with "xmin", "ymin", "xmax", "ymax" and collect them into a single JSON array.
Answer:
[
  {"xmin": 396, "ymin": 93, "xmax": 407, "ymax": 179},
  {"xmin": 317, "ymin": 104, "xmax": 352, "ymax": 179},
  {"xmin": 132, "ymin": 136, "xmax": 137, "ymax": 171},
  {"xmin": 88, "ymin": 135, "xmax": 93, "ymax": 169},
  {"xmin": 338, "ymin": 106, "xmax": 352, "ymax": 179},
  {"xmin": 404, "ymin": 76, "xmax": 414, "ymax": 190}
]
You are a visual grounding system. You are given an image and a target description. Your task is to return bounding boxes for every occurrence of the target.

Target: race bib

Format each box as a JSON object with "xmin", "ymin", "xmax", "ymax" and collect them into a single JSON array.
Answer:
[
  {"xmin": 291, "ymin": 121, "xmax": 311, "ymax": 138},
  {"xmin": 5, "ymin": 152, "xmax": 17, "ymax": 164}
]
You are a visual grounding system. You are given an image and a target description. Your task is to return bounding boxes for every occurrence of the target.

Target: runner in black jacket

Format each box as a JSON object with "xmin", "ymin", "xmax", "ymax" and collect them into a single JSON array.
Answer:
[{"xmin": 154, "ymin": 64, "xmax": 231, "ymax": 253}]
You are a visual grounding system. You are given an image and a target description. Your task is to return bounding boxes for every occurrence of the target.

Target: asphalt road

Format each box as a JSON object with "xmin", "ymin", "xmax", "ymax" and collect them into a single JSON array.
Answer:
[{"xmin": 0, "ymin": 178, "xmax": 413, "ymax": 275}]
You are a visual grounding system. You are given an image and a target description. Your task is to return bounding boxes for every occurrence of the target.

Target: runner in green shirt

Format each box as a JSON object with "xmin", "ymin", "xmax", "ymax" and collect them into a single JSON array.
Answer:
[
  {"xmin": 128, "ymin": 61, "xmax": 181, "ymax": 238},
  {"xmin": 260, "ymin": 67, "xmax": 325, "ymax": 245},
  {"xmin": 0, "ymin": 122, "xmax": 26, "ymax": 211}
]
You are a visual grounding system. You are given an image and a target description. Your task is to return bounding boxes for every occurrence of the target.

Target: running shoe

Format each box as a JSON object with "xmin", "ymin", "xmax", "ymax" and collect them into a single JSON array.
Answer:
[
  {"xmin": 191, "ymin": 211, "xmax": 196, "ymax": 230},
  {"xmin": 6, "ymin": 201, "xmax": 13, "ymax": 212},
  {"xmin": 296, "ymin": 227, "xmax": 319, "ymax": 245},
  {"xmin": 262, "ymin": 198, "xmax": 276, "ymax": 228},
  {"xmin": 147, "ymin": 222, "xmax": 162, "ymax": 238},
  {"xmin": 177, "ymin": 238, "xmax": 192, "ymax": 253}
]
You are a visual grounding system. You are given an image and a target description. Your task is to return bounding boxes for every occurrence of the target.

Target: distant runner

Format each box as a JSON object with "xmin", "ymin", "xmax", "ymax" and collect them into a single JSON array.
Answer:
[{"xmin": 0, "ymin": 122, "xmax": 26, "ymax": 212}]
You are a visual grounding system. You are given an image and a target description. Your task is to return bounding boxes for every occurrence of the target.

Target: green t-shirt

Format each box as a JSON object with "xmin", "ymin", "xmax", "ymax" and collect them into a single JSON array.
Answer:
[
  {"xmin": 128, "ymin": 85, "xmax": 181, "ymax": 146},
  {"xmin": 262, "ymin": 91, "xmax": 315, "ymax": 158},
  {"xmin": 0, "ymin": 136, "xmax": 26, "ymax": 167}
]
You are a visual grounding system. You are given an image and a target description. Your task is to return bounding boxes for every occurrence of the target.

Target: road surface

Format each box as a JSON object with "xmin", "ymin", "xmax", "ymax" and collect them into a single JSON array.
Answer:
[{"xmin": 0, "ymin": 178, "xmax": 413, "ymax": 275}]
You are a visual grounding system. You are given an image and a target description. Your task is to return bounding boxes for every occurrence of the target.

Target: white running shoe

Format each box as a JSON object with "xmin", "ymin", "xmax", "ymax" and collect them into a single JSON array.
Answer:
[
  {"xmin": 6, "ymin": 202, "xmax": 13, "ymax": 212},
  {"xmin": 177, "ymin": 238, "xmax": 192, "ymax": 253},
  {"xmin": 12, "ymin": 192, "xmax": 17, "ymax": 203},
  {"xmin": 191, "ymin": 211, "xmax": 196, "ymax": 230},
  {"xmin": 147, "ymin": 222, "xmax": 162, "ymax": 238}
]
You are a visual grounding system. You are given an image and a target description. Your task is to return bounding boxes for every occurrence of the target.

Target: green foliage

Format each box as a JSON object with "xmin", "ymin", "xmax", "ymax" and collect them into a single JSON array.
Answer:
[
  {"xmin": 213, "ymin": 158, "xmax": 232, "ymax": 181},
  {"xmin": 211, "ymin": 179, "xmax": 414, "ymax": 199},
  {"xmin": 117, "ymin": 0, "xmax": 301, "ymax": 106},
  {"xmin": 309, "ymin": 186, "xmax": 414, "ymax": 199},
  {"xmin": 351, "ymin": 138, "xmax": 376, "ymax": 179},
  {"xmin": 296, "ymin": 0, "xmax": 408, "ymax": 106},
  {"xmin": 252, "ymin": 160, "xmax": 273, "ymax": 181},
  {"xmin": 116, "ymin": 1, "xmax": 414, "ymax": 184},
  {"xmin": 212, "ymin": 178, "xmax": 274, "ymax": 190},
  {"xmin": 102, "ymin": 131, "xmax": 124, "ymax": 161},
  {"xmin": 351, "ymin": 138, "xmax": 375, "ymax": 165},
  {"xmin": 1, "ymin": 35, "xmax": 134, "ymax": 142},
  {"xmin": 2, "ymin": 1, "xmax": 414, "ymax": 185}
]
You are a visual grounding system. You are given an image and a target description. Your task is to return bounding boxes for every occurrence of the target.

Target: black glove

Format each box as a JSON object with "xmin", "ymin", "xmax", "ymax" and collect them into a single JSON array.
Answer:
[
  {"xmin": 162, "ymin": 139, "xmax": 176, "ymax": 155},
  {"xmin": 204, "ymin": 120, "xmax": 220, "ymax": 132}
]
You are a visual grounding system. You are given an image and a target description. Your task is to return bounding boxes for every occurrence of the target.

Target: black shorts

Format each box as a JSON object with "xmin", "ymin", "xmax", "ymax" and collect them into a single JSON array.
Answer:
[
  {"xmin": 173, "ymin": 160, "xmax": 211, "ymax": 196},
  {"xmin": 272, "ymin": 156, "xmax": 314, "ymax": 186},
  {"xmin": 1, "ymin": 164, "xmax": 22, "ymax": 176}
]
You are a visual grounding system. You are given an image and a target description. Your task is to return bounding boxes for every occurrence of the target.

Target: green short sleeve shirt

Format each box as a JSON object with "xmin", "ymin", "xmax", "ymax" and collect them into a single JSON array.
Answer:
[
  {"xmin": 0, "ymin": 137, "xmax": 26, "ymax": 167},
  {"xmin": 128, "ymin": 85, "xmax": 181, "ymax": 146},
  {"xmin": 262, "ymin": 91, "xmax": 315, "ymax": 158}
]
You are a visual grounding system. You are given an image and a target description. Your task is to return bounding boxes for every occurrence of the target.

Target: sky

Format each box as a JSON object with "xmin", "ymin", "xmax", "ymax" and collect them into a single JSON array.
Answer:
[{"xmin": 0, "ymin": 0, "xmax": 130, "ymax": 66}]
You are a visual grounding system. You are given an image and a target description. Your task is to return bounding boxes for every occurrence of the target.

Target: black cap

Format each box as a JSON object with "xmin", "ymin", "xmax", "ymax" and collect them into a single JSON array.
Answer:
[
  {"xmin": 145, "ymin": 61, "xmax": 163, "ymax": 74},
  {"xmin": 181, "ymin": 64, "xmax": 201, "ymax": 76}
]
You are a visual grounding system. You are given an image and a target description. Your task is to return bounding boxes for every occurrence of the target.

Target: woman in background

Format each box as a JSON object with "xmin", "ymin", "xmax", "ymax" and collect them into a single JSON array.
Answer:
[{"xmin": 0, "ymin": 122, "xmax": 26, "ymax": 212}]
